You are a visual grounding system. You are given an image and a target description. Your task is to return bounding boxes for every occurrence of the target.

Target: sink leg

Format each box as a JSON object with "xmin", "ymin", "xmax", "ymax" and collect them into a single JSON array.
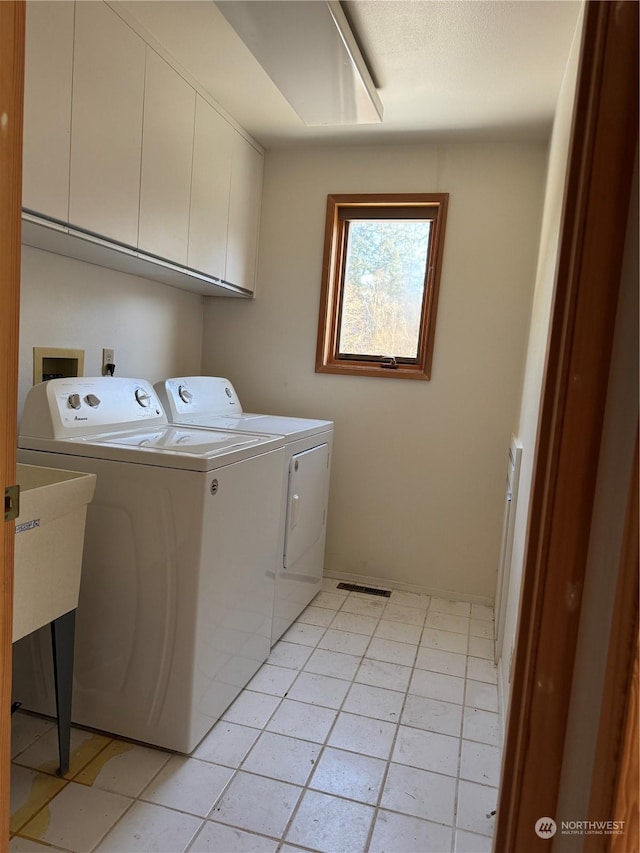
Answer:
[{"xmin": 51, "ymin": 610, "xmax": 75, "ymax": 776}]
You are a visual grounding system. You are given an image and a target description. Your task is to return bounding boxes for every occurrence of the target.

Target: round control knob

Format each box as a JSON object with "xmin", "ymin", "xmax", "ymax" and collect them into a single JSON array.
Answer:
[
  {"xmin": 178, "ymin": 385, "xmax": 193, "ymax": 404},
  {"xmin": 135, "ymin": 388, "xmax": 152, "ymax": 407},
  {"xmin": 67, "ymin": 393, "xmax": 81, "ymax": 410},
  {"xmin": 84, "ymin": 394, "xmax": 101, "ymax": 408}
]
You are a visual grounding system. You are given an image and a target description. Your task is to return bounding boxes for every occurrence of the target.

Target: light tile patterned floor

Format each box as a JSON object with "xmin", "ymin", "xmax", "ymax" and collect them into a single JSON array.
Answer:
[{"xmin": 10, "ymin": 580, "xmax": 501, "ymax": 853}]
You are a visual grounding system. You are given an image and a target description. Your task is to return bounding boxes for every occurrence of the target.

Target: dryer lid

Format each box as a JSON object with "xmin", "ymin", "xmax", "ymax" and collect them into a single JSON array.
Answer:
[{"xmin": 156, "ymin": 377, "xmax": 333, "ymax": 440}]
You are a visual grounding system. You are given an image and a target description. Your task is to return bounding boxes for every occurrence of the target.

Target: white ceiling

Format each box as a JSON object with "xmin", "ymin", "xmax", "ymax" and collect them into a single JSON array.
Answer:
[{"xmin": 112, "ymin": 0, "xmax": 582, "ymax": 148}]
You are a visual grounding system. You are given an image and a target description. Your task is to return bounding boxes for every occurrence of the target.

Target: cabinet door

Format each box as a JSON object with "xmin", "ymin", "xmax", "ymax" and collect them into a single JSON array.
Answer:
[
  {"xmin": 138, "ymin": 50, "xmax": 195, "ymax": 265},
  {"xmin": 22, "ymin": 0, "xmax": 74, "ymax": 222},
  {"xmin": 188, "ymin": 96, "xmax": 232, "ymax": 278},
  {"xmin": 69, "ymin": 1, "xmax": 145, "ymax": 247},
  {"xmin": 226, "ymin": 134, "xmax": 263, "ymax": 292}
]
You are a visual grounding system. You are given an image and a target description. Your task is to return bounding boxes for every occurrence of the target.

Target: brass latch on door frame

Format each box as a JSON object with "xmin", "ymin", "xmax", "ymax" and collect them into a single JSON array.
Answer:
[{"xmin": 4, "ymin": 484, "xmax": 20, "ymax": 522}]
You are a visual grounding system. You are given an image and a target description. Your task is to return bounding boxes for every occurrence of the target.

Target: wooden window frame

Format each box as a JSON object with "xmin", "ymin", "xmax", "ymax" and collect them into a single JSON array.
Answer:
[{"xmin": 315, "ymin": 193, "xmax": 448, "ymax": 380}]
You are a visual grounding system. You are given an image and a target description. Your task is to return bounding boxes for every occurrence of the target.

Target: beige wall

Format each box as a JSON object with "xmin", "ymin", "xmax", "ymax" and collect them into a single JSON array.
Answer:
[
  {"xmin": 18, "ymin": 246, "xmax": 204, "ymax": 416},
  {"xmin": 497, "ymin": 7, "xmax": 584, "ymax": 712},
  {"xmin": 202, "ymin": 141, "xmax": 547, "ymax": 601}
]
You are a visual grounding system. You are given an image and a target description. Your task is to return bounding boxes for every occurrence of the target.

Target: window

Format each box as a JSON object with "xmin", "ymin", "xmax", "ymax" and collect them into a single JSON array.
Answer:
[{"xmin": 315, "ymin": 193, "xmax": 448, "ymax": 380}]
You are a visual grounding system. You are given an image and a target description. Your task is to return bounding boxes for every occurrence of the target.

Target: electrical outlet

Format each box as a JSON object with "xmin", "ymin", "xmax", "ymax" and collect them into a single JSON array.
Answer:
[{"xmin": 102, "ymin": 348, "xmax": 115, "ymax": 375}]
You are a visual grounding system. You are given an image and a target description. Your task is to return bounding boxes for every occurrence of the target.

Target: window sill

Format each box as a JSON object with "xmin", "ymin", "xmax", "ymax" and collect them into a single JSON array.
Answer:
[{"xmin": 315, "ymin": 361, "xmax": 430, "ymax": 380}]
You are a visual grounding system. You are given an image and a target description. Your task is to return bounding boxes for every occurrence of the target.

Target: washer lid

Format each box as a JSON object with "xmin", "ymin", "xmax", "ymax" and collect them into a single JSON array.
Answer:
[
  {"xmin": 84, "ymin": 426, "xmax": 265, "ymax": 453},
  {"xmin": 20, "ymin": 426, "xmax": 284, "ymax": 472}
]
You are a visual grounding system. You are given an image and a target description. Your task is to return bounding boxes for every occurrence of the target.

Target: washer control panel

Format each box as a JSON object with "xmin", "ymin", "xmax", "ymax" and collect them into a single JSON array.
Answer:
[{"xmin": 20, "ymin": 377, "xmax": 168, "ymax": 440}]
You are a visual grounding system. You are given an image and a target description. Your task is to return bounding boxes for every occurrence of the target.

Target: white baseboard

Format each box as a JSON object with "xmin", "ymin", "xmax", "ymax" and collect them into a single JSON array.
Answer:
[{"xmin": 322, "ymin": 569, "xmax": 494, "ymax": 607}]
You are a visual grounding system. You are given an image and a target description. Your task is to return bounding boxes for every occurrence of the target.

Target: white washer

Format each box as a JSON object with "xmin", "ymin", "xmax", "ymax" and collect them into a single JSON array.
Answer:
[
  {"xmin": 155, "ymin": 376, "xmax": 333, "ymax": 644},
  {"xmin": 15, "ymin": 377, "xmax": 285, "ymax": 753}
]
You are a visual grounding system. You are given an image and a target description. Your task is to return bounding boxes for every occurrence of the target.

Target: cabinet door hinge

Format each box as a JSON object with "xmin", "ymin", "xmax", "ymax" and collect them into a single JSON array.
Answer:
[{"xmin": 4, "ymin": 484, "xmax": 20, "ymax": 522}]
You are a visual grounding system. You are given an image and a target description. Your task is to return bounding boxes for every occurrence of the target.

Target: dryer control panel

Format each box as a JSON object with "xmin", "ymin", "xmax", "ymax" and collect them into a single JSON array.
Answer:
[
  {"xmin": 156, "ymin": 376, "xmax": 243, "ymax": 419},
  {"xmin": 21, "ymin": 377, "xmax": 167, "ymax": 439}
]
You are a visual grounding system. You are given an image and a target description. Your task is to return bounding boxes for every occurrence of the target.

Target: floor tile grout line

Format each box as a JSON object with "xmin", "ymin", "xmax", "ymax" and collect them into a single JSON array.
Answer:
[
  {"xmin": 13, "ymin": 678, "xmax": 498, "ymax": 779},
  {"xmin": 274, "ymin": 587, "xmax": 392, "ymax": 850},
  {"xmin": 219, "ymin": 738, "xmax": 492, "ymax": 797},
  {"xmin": 272, "ymin": 585, "xmax": 429, "ymax": 851},
  {"xmin": 266, "ymin": 642, "xmax": 500, "ymax": 689},
  {"xmin": 86, "ymin": 742, "xmax": 219, "ymax": 853},
  {"xmin": 193, "ymin": 588, "xmax": 360, "ymax": 849},
  {"xmin": 90, "ymin": 666, "xmax": 290, "ymax": 851},
  {"xmin": 209, "ymin": 589, "xmax": 497, "ymax": 845},
  {"xmin": 212, "ymin": 686, "xmax": 499, "ymax": 750},
  {"xmin": 447, "ymin": 621, "xmax": 472, "ymax": 851},
  {"xmin": 198, "ymin": 663, "xmax": 308, "ymax": 839},
  {"xmin": 10, "ymin": 715, "xmax": 57, "ymax": 763},
  {"xmin": 87, "ymin": 794, "xmax": 159, "ymax": 853},
  {"xmin": 370, "ymin": 590, "xmax": 483, "ymax": 850},
  {"xmin": 170, "ymin": 817, "xmax": 207, "ymax": 853},
  {"xmin": 416, "ymin": 594, "xmax": 473, "ymax": 850},
  {"xmin": 183, "ymin": 809, "xmax": 282, "ymax": 853},
  {"xmin": 10, "ymin": 587, "xmax": 499, "ymax": 852},
  {"xmin": 427, "ymin": 594, "xmax": 462, "ymax": 853},
  {"xmin": 11, "ymin": 722, "xmax": 114, "ymax": 777},
  {"xmin": 11, "ymin": 728, "xmax": 123, "ymax": 840},
  {"xmin": 361, "ymin": 593, "xmax": 431, "ymax": 853}
]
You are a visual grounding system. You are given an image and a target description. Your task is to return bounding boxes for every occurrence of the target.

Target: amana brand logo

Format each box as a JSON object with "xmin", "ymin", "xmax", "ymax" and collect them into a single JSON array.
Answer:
[
  {"xmin": 535, "ymin": 818, "xmax": 558, "ymax": 838},
  {"xmin": 73, "ymin": 416, "xmax": 88, "ymax": 421}
]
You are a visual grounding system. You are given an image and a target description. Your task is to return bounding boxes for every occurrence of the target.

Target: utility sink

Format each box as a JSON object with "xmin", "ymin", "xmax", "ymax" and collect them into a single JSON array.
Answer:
[{"xmin": 13, "ymin": 463, "xmax": 96, "ymax": 643}]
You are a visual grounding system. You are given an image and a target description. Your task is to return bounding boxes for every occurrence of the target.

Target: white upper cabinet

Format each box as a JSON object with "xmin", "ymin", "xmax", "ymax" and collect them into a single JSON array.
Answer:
[
  {"xmin": 69, "ymin": 1, "xmax": 145, "ymax": 247},
  {"xmin": 138, "ymin": 50, "xmax": 196, "ymax": 265},
  {"xmin": 188, "ymin": 96, "xmax": 233, "ymax": 280},
  {"xmin": 189, "ymin": 99, "xmax": 264, "ymax": 291},
  {"xmin": 226, "ymin": 135, "xmax": 263, "ymax": 293},
  {"xmin": 22, "ymin": 0, "xmax": 263, "ymax": 296},
  {"xmin": 22, "ymin": 1, "xmax": 74, "ymax": 222}
]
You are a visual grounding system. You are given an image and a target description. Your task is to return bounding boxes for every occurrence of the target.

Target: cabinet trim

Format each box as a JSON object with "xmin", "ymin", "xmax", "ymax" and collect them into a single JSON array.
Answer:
[{"xmin": 22, "ymin": 212, "xmax": 253, "ymax": 299}]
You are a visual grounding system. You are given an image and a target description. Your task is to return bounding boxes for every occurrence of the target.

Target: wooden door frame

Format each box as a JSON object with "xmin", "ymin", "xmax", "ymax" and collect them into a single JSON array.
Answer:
[
  {"xmin": 0, "ymin": 0, "xmax": 24, "ymax": 843},
  {"xmin": 494, "ymin": 1, "xmax": 638, "ymax": 850},
  {"xmin": 586, "ymin": 433, "xmax": 639, "ymax": 852}
]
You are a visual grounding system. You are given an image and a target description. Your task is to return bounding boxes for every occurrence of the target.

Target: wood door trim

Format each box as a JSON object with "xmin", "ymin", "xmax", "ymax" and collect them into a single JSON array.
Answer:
[
  {"xmin": 0, "ymin": 0, "xmax": 25, "ymax": 843},
  {"xmin": 585, "ymin": 432, "xmax": 639, "ymax": 852},
  {"xmin": 610, "ymin": 639, "xmax": 639, "ymax": 853},
  {"xmin": 494, "ymin": 2, "xmax": 639, "ymax": 850}
]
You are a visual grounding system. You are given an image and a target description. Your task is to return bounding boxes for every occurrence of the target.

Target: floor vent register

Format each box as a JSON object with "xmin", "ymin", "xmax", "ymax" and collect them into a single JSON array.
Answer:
[{"xmin": 336, "ymin": 582, "xmax": 391, "ymax": 598}]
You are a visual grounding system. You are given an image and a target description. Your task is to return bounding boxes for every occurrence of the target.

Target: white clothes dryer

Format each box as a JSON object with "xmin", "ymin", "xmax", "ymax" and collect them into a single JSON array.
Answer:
[
  {"xmin": 15, "ymin": 377, "xmax": 285, "ymax": 753},
  {"xmin": 155, "ymin": 377, "xmax": 333, "ymax": 644}
]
